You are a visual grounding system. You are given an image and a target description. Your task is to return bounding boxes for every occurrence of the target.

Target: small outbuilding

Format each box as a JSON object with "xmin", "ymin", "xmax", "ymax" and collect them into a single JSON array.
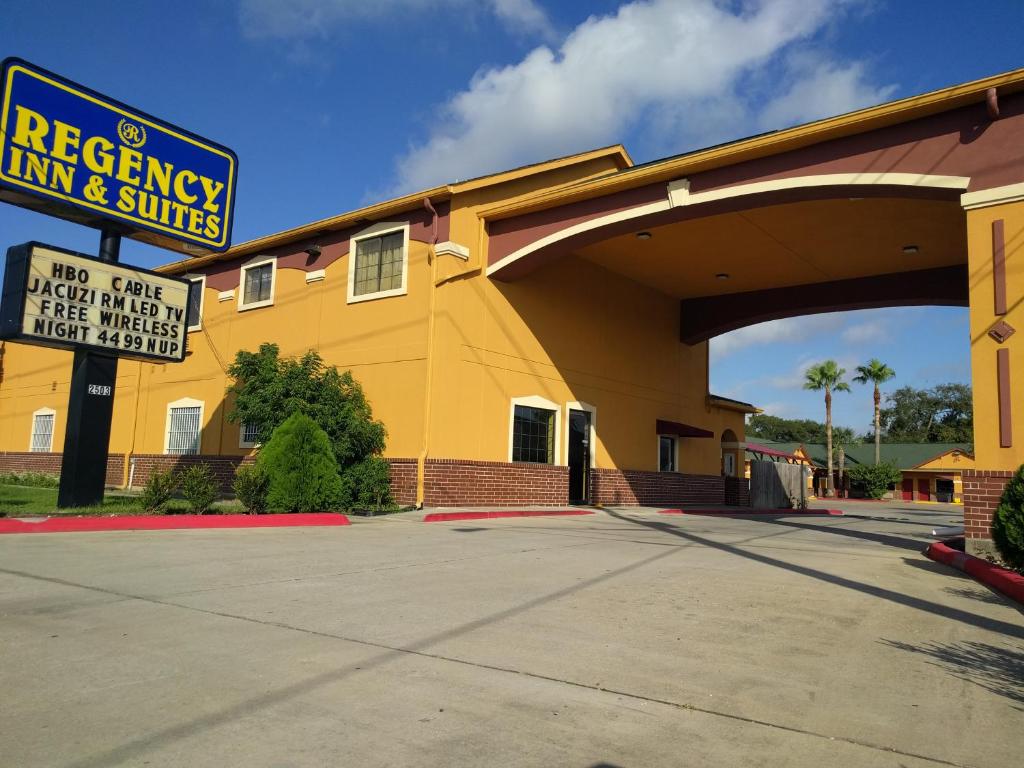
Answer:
[{"xmin": 746, "ymin": 442, "xmax": 974, "ymax": 503}]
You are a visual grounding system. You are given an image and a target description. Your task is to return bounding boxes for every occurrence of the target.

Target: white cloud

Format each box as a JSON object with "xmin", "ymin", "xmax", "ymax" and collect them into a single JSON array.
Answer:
[
  {"xmin": 239, "ymin": 0, "xmax": 553, "ymax": 40},
  {"xmin": 491, "ymin": 0, "xmax": 555, "ymax": 39},
  {"xmin": 392, "ymin": 0, "xmax": 893, "ymax": 192},
  {"xmin": 750, "ymin": 401, "xmax": 800, "ymax": 418},
  {"xmin": 733, "ymin": 352, "xmax": 861, "ymax": 394},
  {"xmin": 711, "ymin": 315, "xmax": 844, "ymax": 361},
  {"xmin": 758, "ymin": 56, "xmax": 897, "ymax": 130},
  {"xmin": 840, "ymin": 319, "xmax": 889, "ymax": 345}
]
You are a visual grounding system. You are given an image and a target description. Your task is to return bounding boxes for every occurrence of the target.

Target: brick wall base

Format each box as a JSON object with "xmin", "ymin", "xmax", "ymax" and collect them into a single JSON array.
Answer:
[
  {"xmin": 0, "ymin": 451, "xmax": 124, "ymax": 486},
  {"xmin": 591, "ymin": 468, "xmax": 725, "ymax": 507},
  {"xmin": 388, "ymin": 459, "xmax": 419, "ymax": 506},
  {"xmin": 724, "ymin": 476, "xmax": 751, "ymax": 507},
  {"xmin": 962, "ymin": 469, "xmax": 1013, "ymax": 556},
  {"xmin": 128, "ymin": 454, "xmax": 255, "ymax": 493},
  {"xmin": 420, "ymin": 458, "xmax": 569, "ymax": 506},
  {"xmin": 2, "ymin": 451, "xmax": 742, "ymax": 509}
]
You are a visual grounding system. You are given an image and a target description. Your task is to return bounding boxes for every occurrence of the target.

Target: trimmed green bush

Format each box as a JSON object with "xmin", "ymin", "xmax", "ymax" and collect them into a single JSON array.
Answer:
[
  {"xmin": 258, "ymin": 412, "xmax": 344, "ymax": 512},
  {"xmin": 140, "ymin": 469, "xmax": 178, "ymax": 513},
  {"xmin": 233, "ymin": 464, "xmax": 270, "ymax": 514},
  {"xmin": 847, "ymin": 462, "xmax": 902, "ymax": 500},
  {"xmin": 0, "ymin": 471, "xmax": 60, "ymax": 488},
  {"xmin": 992, "ymin": 464, "xmax": 1024, "ymax": 571},
  {"xmin": 347, "ymin": 455, "xmax": 393, "ymax": 511},
  {"xmin": 179, "ymin": 464, "xmax": 219, "ymax": 514}
]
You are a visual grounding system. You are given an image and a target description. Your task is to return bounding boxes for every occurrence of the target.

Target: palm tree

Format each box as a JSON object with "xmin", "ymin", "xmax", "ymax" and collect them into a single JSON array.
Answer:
[
  {"xmin": 853, "ymin": 359, "xmax": 896, "ymax": 465},
  {"xmin": 803, "ymin": 360, "xmax": 851, "ymax": 497}
]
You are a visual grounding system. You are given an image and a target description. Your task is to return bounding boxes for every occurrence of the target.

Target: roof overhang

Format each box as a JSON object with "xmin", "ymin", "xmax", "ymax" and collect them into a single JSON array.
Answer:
[{"xmin": 657, "ymin": 419, "xmax": 715, "ymax": 438}]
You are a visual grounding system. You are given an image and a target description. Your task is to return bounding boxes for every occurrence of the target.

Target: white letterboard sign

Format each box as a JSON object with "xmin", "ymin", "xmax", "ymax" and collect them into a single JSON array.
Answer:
[{"xmin": 0, "ymin": 242, "xmax": 190, "ymax": 362}]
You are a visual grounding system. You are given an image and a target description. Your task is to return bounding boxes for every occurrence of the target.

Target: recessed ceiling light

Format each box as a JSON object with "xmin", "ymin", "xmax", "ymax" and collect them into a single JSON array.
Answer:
[
  {"xmin": 902, "ymin": 245, "xmax": 920, "ymax": 254},
  {"xmin": 716, "ymin": 273, "xmax": 730, "ymax": 280},
  {"xmin": 636, "ymin": 231, "xmax": 652, "ymax": 240}
]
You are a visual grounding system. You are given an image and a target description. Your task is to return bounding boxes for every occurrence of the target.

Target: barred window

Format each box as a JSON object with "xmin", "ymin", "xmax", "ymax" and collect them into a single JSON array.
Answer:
[
  {"xmin": 167, "ymin": 406, "xmax": 201, "ymax": 455},
  {"xmin": 186, "ymin": 278, "xmax": 204, "ymax": 330},
  {"xmin": 353, "ymin": 231, "xmax": 404, "ymax": 297},
  {"xmin": 512, "ymin": 405, "xmax": 555, "ymax": 464},
  {"xmin": 30, "ymin": 412, "xmax": 55, "ymax": 452},
  {"xmin": 241, "ymin": 422, "xmax": 261, "ymax": 446},
  {"xmin": 241, "ymin": 261, "xmax": 274, "ymax": 307}
]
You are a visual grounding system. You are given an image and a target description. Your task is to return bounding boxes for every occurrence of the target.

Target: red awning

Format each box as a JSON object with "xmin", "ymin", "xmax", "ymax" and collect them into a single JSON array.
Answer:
[
  {"xmin": 656, "ymin": 419, "xmax": 714, "ymax": 438},
  {"xmin": 746, "ymin": 442, "xmax": 803, "ymax": 461}
]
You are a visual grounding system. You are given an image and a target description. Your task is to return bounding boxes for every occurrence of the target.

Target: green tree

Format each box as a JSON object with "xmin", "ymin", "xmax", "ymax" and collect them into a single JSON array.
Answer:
[
  {"xmin": 227, "ymin": 344, "xmax": 390, "ymax": 506},
  {"xmin": 853, "ymin": 359, "xmax": 896, "ymax": 465},
  {"xmin": 746, "ymin": 414, "xmax": 855, "ymax": 445},
  {"xmin": 991, "ymin": 464, "xmax": 1024, "ymax": 572},
  {"xmin": 803, "ymin": 360, "xmax": 851, "ymax": 497},
  {"xmin": 879, "ymin": 383, "xmax": 973, "ymax": 443},
  {"xmin": 847, "ymin": 462, "xmax": 902, "ymax": 500},
  {"xmin": 258, "ymin": 412, "xmax": 344, "ymax": 512}
]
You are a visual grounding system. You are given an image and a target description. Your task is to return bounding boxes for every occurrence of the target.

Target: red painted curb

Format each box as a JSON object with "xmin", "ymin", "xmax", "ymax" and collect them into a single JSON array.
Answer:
[
  {"xmin": 423, "ymin": 510, "xmax": 595, "ymax": 523},
  {"xmin": 0, "ymin": 513, "xmax": 351, "ymax": 534},
  {"xmin": 681, "ymin": 509, "xmax": 844, "ymax": 516},
  {"xmin": 658, "ymin": 509, "xmax": 684, "ymax": 514},
  {"xmin": 925, "ymin": 540, "xmax": 1024, "ymax": 605}
]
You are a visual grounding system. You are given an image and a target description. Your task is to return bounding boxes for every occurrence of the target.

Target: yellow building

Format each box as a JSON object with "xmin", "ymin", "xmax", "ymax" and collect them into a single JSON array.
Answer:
[
  {"xmin": 2, "ymin": 66, "xmax": 1023, "ymax": 539},
  {"xmin": 0, "ymin": 146, "xmax": 753, "ymax": 507}
]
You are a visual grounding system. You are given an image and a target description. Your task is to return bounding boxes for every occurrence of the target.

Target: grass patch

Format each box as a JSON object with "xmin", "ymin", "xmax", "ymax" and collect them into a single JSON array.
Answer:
[{"xmin": 0, "ymin": 484, "xmax": 244, "ymax": 517}]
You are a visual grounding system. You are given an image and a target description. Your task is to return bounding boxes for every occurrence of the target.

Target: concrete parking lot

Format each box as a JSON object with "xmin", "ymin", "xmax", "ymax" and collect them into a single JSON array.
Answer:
[{"xmin": 1, "ymin": 502, "xmax": 1021, "ymax": 767}]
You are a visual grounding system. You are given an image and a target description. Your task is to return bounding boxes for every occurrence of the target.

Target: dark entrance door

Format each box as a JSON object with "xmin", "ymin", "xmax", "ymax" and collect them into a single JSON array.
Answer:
[{"xmin": 568, "ymin": 409, "xmax": 591, "ymax": 504}]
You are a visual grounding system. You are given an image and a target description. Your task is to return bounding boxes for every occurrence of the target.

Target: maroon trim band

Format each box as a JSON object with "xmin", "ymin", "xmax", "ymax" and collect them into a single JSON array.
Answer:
[
  {"xmin": 679, "ymin": 265, "xmax": 967, "ymax": 344},
  {"xmin": 993, "ymin": 219, "xmax": 1007, "ymax": 315},
  {"xmin": 998, "ymin": 348, "xmax": 1012, "ymax": 447}
]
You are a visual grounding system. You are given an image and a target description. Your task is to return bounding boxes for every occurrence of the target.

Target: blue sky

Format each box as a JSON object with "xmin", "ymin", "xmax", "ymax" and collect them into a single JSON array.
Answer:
[{"xmin": 1, "ymin": 0, "xmax": 1021, "ymax": 433}]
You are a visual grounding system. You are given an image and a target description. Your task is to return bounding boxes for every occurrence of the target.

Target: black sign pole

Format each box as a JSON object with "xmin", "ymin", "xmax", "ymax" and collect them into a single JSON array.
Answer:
[{"xmin": 56, "ymin": 229, "xmax": 121, "ymax": 508}]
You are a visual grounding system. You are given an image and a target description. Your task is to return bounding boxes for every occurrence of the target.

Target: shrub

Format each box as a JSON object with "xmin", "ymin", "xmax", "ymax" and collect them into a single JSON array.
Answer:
[
  {"xmin": 992, "ymin": 464, "xmax": 1024, "ymax": 571},
  {"xmin": 227, "ymin": 344, "xmax": 387, "ymax": 475},
  {"xmin": 346, "ymin": 456, "xmax": 393, "ymax": 511},
  {"xmin": 0, "ymin": 471, "xmax": 60, "ymax": 488},
  {"xmin": 179, "ymin": 464, "xmax": 219, "ymax": 515},
  {"xmin": 140, "ymin": 469, "xmax": 178, "ymax": 512},
  {"xmin": 258, "ymin": 412, "xmax": 344, "ymax": 512},
  {"xmin": 233, "ymin": 464, "xmax": 270, "ymax": 514},
  {"xmin": 847, "ymin": 462, "xmax": 902, "ymax": 500}
]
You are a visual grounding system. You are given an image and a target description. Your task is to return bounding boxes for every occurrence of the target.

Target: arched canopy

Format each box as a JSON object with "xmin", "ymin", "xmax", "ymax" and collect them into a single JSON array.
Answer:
[{"xmin": 482, "ymin": 75, "xmax": 1024, "ymax": 342}]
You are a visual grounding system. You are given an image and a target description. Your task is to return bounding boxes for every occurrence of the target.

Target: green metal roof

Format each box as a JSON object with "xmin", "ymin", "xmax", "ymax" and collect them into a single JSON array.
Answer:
[{"xmin": 746, "ymin": 441, "xmax": 972, "ymax": 470}]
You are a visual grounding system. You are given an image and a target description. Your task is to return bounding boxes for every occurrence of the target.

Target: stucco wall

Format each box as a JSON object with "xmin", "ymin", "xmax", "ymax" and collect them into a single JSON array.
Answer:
[{"xmin": 0, "ymin": 153, "xmax": 743, "ymax": 483}]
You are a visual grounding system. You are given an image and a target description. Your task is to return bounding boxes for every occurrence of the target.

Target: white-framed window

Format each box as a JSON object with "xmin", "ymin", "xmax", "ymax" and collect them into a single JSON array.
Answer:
[
  {"xmin": 185, "ymin": 275, "xmax": 205, "ymax": 331},
  {"xmin": 165, "ymin": 398, "xmax": 204, "ymax": 455},
  {"xmin": 30, "ymin": 407, "xmax": 56, "ymax": 452},
  {"xmin": 658, "ymin": 435, "xmax": 677, "ymax": 472},
  {"xmin": 347, "ymin": 221, "xmax": 409, "ymax": 304},
  {"xmin": 238, "ymin": 256, "xmax": 276, "ymax": 311},
  {"xmin": 239, "ymin": 422, "xmax": 261, "ymax": 449},
  {"xmin": 508, "ymin": 396, "xmax": 561, "ymax": 465}
]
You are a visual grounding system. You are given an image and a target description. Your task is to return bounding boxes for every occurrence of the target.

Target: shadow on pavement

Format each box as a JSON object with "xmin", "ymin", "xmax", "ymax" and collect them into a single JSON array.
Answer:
[
  {"xmin": 744, "ymin": 517, "xmax": 932, "ymax": 552},
  {"xmin": 880, "ymin": 638, "xmax": 1024, "ymax": 710},
  {"xmin": 601, "ymin": 510, "xmax": 1024, "ymax": 640}
]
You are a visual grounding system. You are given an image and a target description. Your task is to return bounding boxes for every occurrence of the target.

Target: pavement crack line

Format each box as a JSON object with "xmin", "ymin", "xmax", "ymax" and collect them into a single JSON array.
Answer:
[{"xmin": 0, "ymin": 563, "xmax": 978, "ymax": 768}]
